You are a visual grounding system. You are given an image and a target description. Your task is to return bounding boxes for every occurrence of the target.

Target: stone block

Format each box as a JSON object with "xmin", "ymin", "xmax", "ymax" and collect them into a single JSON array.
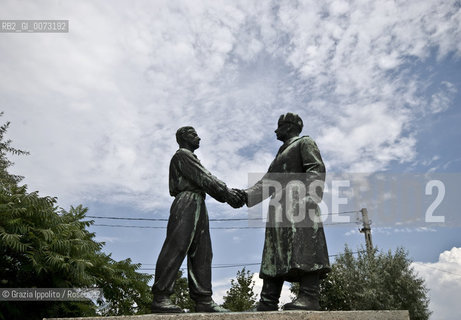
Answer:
[{"xmin": 44, "ymin": 310, "xmax": 409, "ymax": 320}]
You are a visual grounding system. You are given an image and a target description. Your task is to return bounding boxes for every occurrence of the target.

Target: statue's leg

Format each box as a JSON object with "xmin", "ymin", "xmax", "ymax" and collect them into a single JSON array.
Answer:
[
  {"xmin": 187, "ymin": 202, "xmax": 228, "ymax": 312},
  {"xmin": 187, "ymin": 199, "xmax": 212, "ymax": 301},
  {"xmin": 151, "ymin": 193, "xmax": 199, "ymax": 312},
  {"xmin": 282, "ymin": 272, "xmax": 320, "ymax": 310},
  {"xmin": 254, "ymin": 277, "xmax": 284, "ymax": 311}
]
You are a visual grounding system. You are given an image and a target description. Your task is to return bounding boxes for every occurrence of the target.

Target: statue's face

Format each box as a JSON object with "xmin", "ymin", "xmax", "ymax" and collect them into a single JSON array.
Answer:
[
  {"xmin": 183, "ymin": 128, "xmax": 201, "ymax": 150},
  {"xmin": 275, "ymin": 122, "xmax": 291, "ymax": 142}
]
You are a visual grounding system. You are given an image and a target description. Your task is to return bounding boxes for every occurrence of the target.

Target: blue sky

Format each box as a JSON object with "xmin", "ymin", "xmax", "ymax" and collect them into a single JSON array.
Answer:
[{"xmin": 1, "ymin": 0, "xmax": 461, "ymax": 319}]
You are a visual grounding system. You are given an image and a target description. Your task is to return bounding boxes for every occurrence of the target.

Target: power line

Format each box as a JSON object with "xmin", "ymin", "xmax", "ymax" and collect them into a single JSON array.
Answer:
[
  {"xmin": 88, "ymin": 216, "xmax": 261, "ymax": 221},
  {"xmin": 137, "ymin": 251, "xmax": 461, "ymax": 279},
  {"xmin": 412, "ymin": 262, "xmax": 461, "ymax": 278},
  {"xmin": 137, "ymin": 251, "xmax": 365, "ymax": 270},
  {"xmin": 92, "ymin": 221, "xmax": 356, "ymax": 229},
  {"xmin": 93, "ymin": 224, "xmax": 264, "ymax": 229},
  {"xmin": 93, "ymin": 224, "xmax": 164, "ymax": 229},
  {"xmin": 86, "ymin": 210, "xmax": 360, "ymax": 222}
]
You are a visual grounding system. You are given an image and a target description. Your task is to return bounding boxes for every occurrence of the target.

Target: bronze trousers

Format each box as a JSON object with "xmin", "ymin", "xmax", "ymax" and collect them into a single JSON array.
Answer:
[{"xmin": 152, "ymin": 191, "xmax": 213, "ymax": 301}]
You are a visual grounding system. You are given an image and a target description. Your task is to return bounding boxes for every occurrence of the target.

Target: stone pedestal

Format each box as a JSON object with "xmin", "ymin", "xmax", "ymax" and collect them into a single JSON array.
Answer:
[{"xmin": 44, "ymin": 310, "xmax": 409, "ymax": 320}]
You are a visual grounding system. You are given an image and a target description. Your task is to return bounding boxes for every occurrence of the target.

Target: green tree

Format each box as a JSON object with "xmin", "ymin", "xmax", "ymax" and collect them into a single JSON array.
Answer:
[
  {"xmin": 222, "ymin": 267, "xmax": 257, "ymax": 311},
  {"xmin": 291, "ymin": 246, "xmax": 431, "ymax": 320},
  {"xmin": 90, "ymin": 250, "xmax": 153, "ymax": 316},
  {"xmin": 0, "ymin": 115, "xmax": 153, "ymax": 319},
  {"xmin": 0, "ymin": 187, "xmax": 153, "ymax": 319},
  {"xmin": 0, "ymin": 112, "xmax": 28, "ymax": 187}
]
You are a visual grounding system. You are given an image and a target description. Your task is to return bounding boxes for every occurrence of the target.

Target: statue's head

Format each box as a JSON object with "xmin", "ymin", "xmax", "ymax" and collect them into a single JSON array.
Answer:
[
  {"xmin": 275, "ymin": 112, "xmax": 303, "ymax": 142},
  {"xmin": 176, "ymin": 126, "xmax": 200, "ymax": 150}
]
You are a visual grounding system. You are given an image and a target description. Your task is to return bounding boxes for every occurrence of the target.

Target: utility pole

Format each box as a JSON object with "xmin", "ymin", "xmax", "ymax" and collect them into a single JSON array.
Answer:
[{"xmin": 359, "ymin": 208, "xmax": 373, "ymax": 253}]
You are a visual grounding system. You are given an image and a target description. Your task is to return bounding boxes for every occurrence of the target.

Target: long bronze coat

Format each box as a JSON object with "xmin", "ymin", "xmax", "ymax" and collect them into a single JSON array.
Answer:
[{"xmin": 246, "ymin": 136, "xmax": 330, "ymax": 281}]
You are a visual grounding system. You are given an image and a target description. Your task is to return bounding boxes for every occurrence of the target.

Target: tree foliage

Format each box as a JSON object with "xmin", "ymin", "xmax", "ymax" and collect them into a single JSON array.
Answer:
[
  {"xmin": 91, "ymin": 253, "xmax": 153, "ymax": 316},
  {"xmin": 222, "ymin": 267, "xmax": 257, "ymax": 311},
  {"xmin": 0, "ymin": 114, "xmax": 153, "ymax": 319},
  {"xmin": 0, "ymin": 112, "xmax": 29, "ymax": 187},
  {"xmin": 291, "ymin": 246, "xmax": 431, "ymax": 320},
  {"xmin": 0, "ymin": 186, "xmax": 153, "ymax": 319}
]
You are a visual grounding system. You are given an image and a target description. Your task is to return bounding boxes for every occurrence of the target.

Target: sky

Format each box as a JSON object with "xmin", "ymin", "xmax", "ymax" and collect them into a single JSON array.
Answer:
[{"xmin": 1, "ymin": 0, "xmax": 461, "ymax": 318}]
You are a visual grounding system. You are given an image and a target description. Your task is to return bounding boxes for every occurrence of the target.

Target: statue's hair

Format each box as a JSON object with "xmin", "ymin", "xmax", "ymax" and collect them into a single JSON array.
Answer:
[
  {"xmin": 176, "ymin": 126, "xmax": 195, "ymax": 145},
  {"xmin": 278, "ymin": 112, "xmax": 303, "ymax": 134}
]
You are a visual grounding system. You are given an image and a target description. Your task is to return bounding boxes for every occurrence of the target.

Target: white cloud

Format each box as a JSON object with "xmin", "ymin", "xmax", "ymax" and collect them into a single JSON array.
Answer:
[
  {"xmin": 94, "ymin": 236, "xmax": 120, "ymax": 243},
  {"xmin": 429, "ymin": 81, "xmax": 458, "ymax": 114},
  {"xmin": 345, "ymin": 229, "xmax": 360, "ymax": 236},
  {"xmin": 412, "ymin": 247, "xmax": 461, "ymax": 320},
  {"xmin": 344, "ymin": 226, "xmax": 437, "ymax": 237},
  {"xmin": 1, "ymin": 0, "xmax": 460, "ymax": 210},
  {"xmin": 232, "ymin": 236, "xmax": 242, "ymax": 243}
]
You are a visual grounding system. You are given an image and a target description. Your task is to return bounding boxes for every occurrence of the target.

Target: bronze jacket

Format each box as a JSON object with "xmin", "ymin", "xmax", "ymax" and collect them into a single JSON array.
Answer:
[
  {"xmin": 169, "ymin": 148, "xmax": 227, "ymax": 202},
  {"xmin": 246, "ymin": 136, "xmax": 331, "ymax": 280}
]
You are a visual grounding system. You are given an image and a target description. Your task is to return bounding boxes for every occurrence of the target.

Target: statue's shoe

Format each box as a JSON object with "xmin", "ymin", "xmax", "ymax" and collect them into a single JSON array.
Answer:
[
  {"xmin": 282, "ymin": 298, "xmax": 320, "ymax": 311},
  {"xmin": 151, "ymin": 298, "xmax": 184, "ymax": 313},
  {"xmin": 195, "ymin": 301, "xmax": 229, "ymax": 313},
  {"xmin": 246, "ymin": 301, "xmax": 278, "ymax": 312}
]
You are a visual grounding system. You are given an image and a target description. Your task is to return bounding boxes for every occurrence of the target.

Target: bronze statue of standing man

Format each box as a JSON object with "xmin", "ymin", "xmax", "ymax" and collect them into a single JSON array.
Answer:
[
  {"xmin": 245, "ymin": 112, "xmax": 331, "ymax": 311},
  {"xmin": 151, "ymin": 126, "xmax": 244, "ymax": 313}
]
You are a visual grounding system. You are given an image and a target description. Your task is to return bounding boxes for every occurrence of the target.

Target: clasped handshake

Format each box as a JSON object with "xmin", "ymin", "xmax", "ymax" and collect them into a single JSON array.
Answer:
[{"xmin": 225, "ymin": 188, "xmax": 247, "ymax": 209}]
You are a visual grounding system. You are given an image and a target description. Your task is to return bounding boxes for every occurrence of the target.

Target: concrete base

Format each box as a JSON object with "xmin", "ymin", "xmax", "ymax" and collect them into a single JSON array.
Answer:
[{"xmin": 44, "ymin": 310, "xmax": 409, "ymax": 320}]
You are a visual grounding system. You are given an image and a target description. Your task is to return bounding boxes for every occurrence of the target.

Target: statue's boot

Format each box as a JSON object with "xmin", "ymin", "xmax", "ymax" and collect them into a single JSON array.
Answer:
[
  {"xmin": 248, "ymin": 277, "xmax": 283, "ymax": 311},
  {"xmin": 195, "ymin": 298, "xmax": 229, "ymax": 312},
  {"xmin": 151, "ymin": 295, "xmax": 184, "ymax": 313},
  {"xmin": 283, "ymin": 273, "xmax": 320, "ymax": 311}
]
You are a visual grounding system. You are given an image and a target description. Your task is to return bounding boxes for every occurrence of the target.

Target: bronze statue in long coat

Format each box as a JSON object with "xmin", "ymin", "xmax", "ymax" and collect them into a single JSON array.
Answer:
[{"xmin": 245, "ymin": 113, "xmax": 330, "ymax": 311}]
